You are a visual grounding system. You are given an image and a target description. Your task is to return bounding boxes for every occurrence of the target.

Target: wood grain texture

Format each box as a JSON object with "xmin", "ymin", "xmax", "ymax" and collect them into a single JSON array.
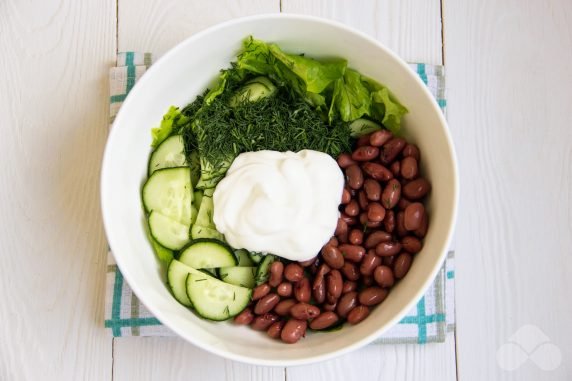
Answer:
[
  {"xmin": 113, "ymin": 337, "xmax": 285, "ymax": 381},
  {"xmin": 287, "ymin": 336, "xmax": 457, "ymax": 381},
  {"xmin": 0, "ymin": 0, "xmax": 115, "ymax": 380},
  {"xmin": 444, "ymin": 0, "xmax": 572, "ymax": 379},
  {"xmin": 118, "ymin": 0, "xmax": 279, "ymax": 58},
  {"xmin": 281, "ymin": 0, "xmax": 443, "ymax": 65}
]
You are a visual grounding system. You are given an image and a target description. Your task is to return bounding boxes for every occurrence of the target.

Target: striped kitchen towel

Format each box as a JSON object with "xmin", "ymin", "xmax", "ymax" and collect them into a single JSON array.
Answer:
[{"xmin": 104, "ymin": 53, "xmax": 455, "ymax": 344}]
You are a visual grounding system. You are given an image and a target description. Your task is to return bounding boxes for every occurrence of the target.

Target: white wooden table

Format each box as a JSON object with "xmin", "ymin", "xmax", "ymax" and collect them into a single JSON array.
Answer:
[{"xmin": 1, "ymin": 0, "xmax": 571, "ymax": 380}]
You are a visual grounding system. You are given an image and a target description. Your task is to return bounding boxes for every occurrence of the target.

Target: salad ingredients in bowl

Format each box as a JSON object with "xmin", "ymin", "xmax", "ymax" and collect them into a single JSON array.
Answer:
[{"xmin": 141, "ymin": 36, "xmax": 431, "ymax": 343}]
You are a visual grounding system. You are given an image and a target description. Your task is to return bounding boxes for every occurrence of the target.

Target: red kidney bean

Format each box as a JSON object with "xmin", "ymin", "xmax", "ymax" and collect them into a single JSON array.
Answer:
[
  {"xmin": 339, "ymin": 244, "xmax": 366, "ymax": 262},
  {"xmin": 396, "ymin": 211, "xmax": 408, "ymax": 237},
  {"xmin": 274, "ymin": 299, "xmax": 296, "ymax": 316},
  {"xmin": 362, "ymin": 162, "xmax": 393, "ymax": 181},
  {"xmin": 402, "ymin": 178, "xmax": 431, "ymax": 199},
  {"xmin": 321, "ymin": 245, "xmax": 344, "ymax": 269},
  {"xmin": 309, "ymin": 257, "xmax": 322, "ymax": 275},
  {"xmin": 367, "ymin": 202, "xmax": 386, "ymax": 222},
  {"xmin": 382, "ymin": 179, "xmax": 401, "ymax": 209},
  {"xmin": 294, "ymin": 278, "xmax": 311, "ymax": 303},
  {"xmin": 383, "ymin": 210, "xmax": 396, "ymax": 233},
  {"xmin": 352, "ymin": 146, "xmax": 380, "ymax": 161},
  {"xmin": 284, "ymin": 263, "xmax": 304, "ymax": 282},
  {"xmin": 398, "ymin": 197, "xmax": 412, "ymax": 210},
  {"xmin": 337, "ymin": 153, "xmax": 357, "ymax": 169},
  {"xmin": 267, "ymin": 320, "xmax": 285, "ymax": 339},
  {"xmin": 327, "ymin": 237, "xmax": 339, "ymax": 247},
  {"xmin": 401, "ymin": 157, "xmax": 419, "ymax": 179},
  {"xmin": 349, "ymin": 229, "xmax": 364, "ymax": 245},
  {"xmin": 268, "ymin": 261, "xmax": 284, "ymax": 287},
  {"xmin": 335, "ymin": 218, "xmax": 349, "ymax": 239},
  {"xmin": 346, "ymin": 165, "xmax": 364, "ymax": 190},
  {"xmin": 404, "ymin": 202, "xmax": 425, "ymax": 231},
  {"xmin": 341, "ymin": 188, "xmax": 351, "ymax": 204},
  {"xmin": 360, "ymin": 251, "xmax": 382, "ymax": 276},
  {"xmin": 277, "ymin": 282, "xmax": 293, "ymax": 297},
  {"xmin": 364, "ymin": 231, "xmax": 392, "ymax": 249},
  {"xmin": 341, "ymin": 262, "xmax": 360, "ymax": 281},
  {"xmin": 380, "ymin": 137, "xmax": 406, "ymax": 164},
  {"xmin": 394, "ymin": 253, "xmax": 413, "ymax": 279},
  {"xmin": 326, "ymin": 270, "xmax": 343, "ymax": 304},
  {"xmin": 369, "ymin": 129, "xmax": 393, "ymax": 146},
  {"xmin": 310, "ymin": 311, "xmax": 340, "ymax": 330},
  {"xmin": 290, "ymin": 303, "xmax": 321, "ymax": 320},
  {"xmin": 390, "ymin": 160, "xmax": 401, "ymax": 177},
  {"xmin": 363, "ymin": 179, "xmax": 381, "ymax": 201},
  {"xmin": 336, "ymin": 291, "xmax": 358, "ymax": 318},
  {"xmin": 252, "ymin": 283, "xmax": 271, "ymax": 301},
  {"xmin": 375, "ymin": 241, "xmax": 402, "ymax": 256},
  {"xmin": 313, "ymin": 264, "xmax": 330, "ymax": 289},
  {"xmin": 358, "ymin": 190, "xmax": 369, "ymax": 210},
  {"xmin": 234, "ymin": 308, "xmax": 254, "ymax": 325},
  {"xmin": 254, "ymin": 293, "xmax": 280, "ymax": 315},
  {"xmin": 402, "ymin": 144, "xmax": 420, "ymax": 161},
  {"xmin": 313, "ymin": 280, "xmax": 326, "ymax": 304},
  {"xmin": 344, "ymin": 200, "xmax": 360, "ymax": 217},
  {"xmin": 360, "ymin": 212, "xmax": 382, "ymax": 228},
  {"xmin": 401, "ymin": 236, "xmax": 422, "ymax": 254},
  {"xmin": 298, "ymin": 257, "xmax": 317, "ymax": 267},
  {"xmin": 362, "ymin": 275, "xmax": 374, "ymax": 286},
  {"xmin": 342, "ymin": 280, "xmax": 358, "ymax": 294},
  {"xmin": 281, "ymin": 319, "xmax": 307, "ymax": 344},
  {"xmin": 383, "ymin": 255, "xmax": 396, "ymax": 267},
  {"xmin": 359, "ymin": 287, "xmax": 389, "ymax": 306},
  {"xmin": 356, "ymin": 133, "xmax": 372, "ymax": 147},
  {"xmin": 323, "ymin": 302, "xmax": 337, "ymax": 312},
  {"xmin": 374, "ymin": 265, "xmax": 395, "ymax": 287},
  {"xmin": 341, "ymin": 213, "xmax": 358, "ymax": 226},
  {"xmin": 347, "ymin": 305, "xmax": 370, "ymax": 324},
  {"xmin": 251, "ymin": 313, "xmax": 279, "ymax": 331},
  {"xmin": 414, "ymin": 213, "xmax": 429, "ymax": 238}
]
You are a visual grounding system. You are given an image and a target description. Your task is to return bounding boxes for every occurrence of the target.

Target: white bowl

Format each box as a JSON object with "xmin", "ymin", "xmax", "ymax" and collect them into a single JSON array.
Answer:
[{"xmin": 101, "ymin": 14, "xmax": 458, "ymax": 366}]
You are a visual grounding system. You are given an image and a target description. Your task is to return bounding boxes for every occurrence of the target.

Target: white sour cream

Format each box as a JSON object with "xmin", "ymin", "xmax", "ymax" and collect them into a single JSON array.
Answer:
[{"xmin": 213, "ymin": 150, "xmax": 344, "ymax": 261}]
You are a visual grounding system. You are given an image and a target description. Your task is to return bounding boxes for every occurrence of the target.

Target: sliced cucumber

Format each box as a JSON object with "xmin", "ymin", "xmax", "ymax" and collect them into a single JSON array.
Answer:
[
  {"xmin": 142, "ymin": 167, "xmax": 194, "ymax": 225},
  {"xmin": 248, "ymin": 252, "xmax": 264, "ymax": 264},
  {"xmin": 190, "ymin": 204, "xmax": 198, "ymax": 225},
  {"xmin": 148, "ymin": 211, "xmax": 190, "ymax": 250},
  {"xmin": 349, "ymin": 118, "xmax": 382, "ymax": 137},
  {"xmin": 219, "ymin": 266, "xmax": 257, "ymax": 288},
  {"xmin": 255, "ymin": 255, "xmax": 276, "ymax": 285},
  {"xmin": 167, "ymin": 260, "xmax": 203, "ymax": 307},
  {"xmin": 189, "ymin": 150, "xmax": 201, "ymax": 186},
  {"xmin": 150, "ymin": 236, "xmax": 174, "ymax": 263},
  {"xmin": 193, "ymin": 190, "xmax": 203, "ymax": 210},
  {"xmin": 148, "ymin": 135, "xmax": 187, "ymax": 175},
  {"xmin": 179, "ymin": 239, "xmax": 236, "ymax": 269},
  {"xmin": 186, "ymin": 272, "xmax": 252, "ymax": 321},
  {"xmin": 235, "ymin": 249, "xmax": 254, "ymax": 267},
  {"xmin": 230, "ymin": 76, "xmax": 277, "ymax": 107},
  {"xmin": 191, "ymin": 188, "xmax": 224, "ymax": 241},
  {"xmin": 191, "ymin": 225, "xmax": 224, "ymax": 241}
]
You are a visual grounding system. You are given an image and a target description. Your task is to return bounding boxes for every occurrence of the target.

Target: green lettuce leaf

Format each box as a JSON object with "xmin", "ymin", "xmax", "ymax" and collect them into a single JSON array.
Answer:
[
  {"xmin": 151, "ymin": 106, "xmax": 189, "ymax": 147},
  {"xmin": 329, "ymin": 69, "xmax": 372, "ymax": 123},
  {"xmin": 368, "ymin": 84, "xmax": 408, "ymax": 134}
]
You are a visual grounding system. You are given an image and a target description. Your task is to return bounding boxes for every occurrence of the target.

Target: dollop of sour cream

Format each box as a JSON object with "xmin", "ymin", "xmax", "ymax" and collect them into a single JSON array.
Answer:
[{"xmin": 213, "ymin": 150, "xmax": 344, "ymax": 261}]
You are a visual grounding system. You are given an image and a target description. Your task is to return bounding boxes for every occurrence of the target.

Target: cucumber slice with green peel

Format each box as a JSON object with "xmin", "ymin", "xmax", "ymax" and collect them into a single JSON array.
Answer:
[
  {"xmin": 186, "ymin": 273, "xmax": 252, "ymax": 321},
  {"xmin": 148, "ymin": 135, "xmax": 187, "ymax": 175},
  {"xmin": 235, "ymin": 249, "xmax": 254, "ymax": 267},
  {"xmin": 150, "ymin": 236, "xmax": 174, "ymax": 263},
  {"xmin": 191, "ymin": 188, "xmax": 224, "ymax": 241},
  {"xmin": 218, "ymin": 266, "xmax": 257, "ymax": 288},
  {"xmin": 248, "ymin": 252, "xmax": 264, "ymax": 264},
  {"xmin": 179, "ymin": 239, "xmax": 236, "ymax": 269},
  {"xmin": 148, "ymin": 211, "xmax": 190, "ymax": 250},
  {"xmin": 349, "ymin": 118, "xmax": 382, "ymax": 137},
  {"xmin": 230, "ymin": 76, "xmax": 277, "ymax": 107},
  {"xmin": 191, "ymin": 225, "xmax": 224, "ymax": 241},
  {"xmin": 255, "ymin": 255, "xmax": 276, "ymax": 285},
  {"xmin": 167, "ymin": 260, "xmax": 203, "ymax": 307},
  {"xmin": 142, "ymin": 167, "xmax": 194, "ymax": 225},
  {"xmin": 193, "ymin": 190, "xmax": 203, "ymax": 210},
  {"xmin": 190, "ymin": 204, "xmax": 198, "ymax": 225}
]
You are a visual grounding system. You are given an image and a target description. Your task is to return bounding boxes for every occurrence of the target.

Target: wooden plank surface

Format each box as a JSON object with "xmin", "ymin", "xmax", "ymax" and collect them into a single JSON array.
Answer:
[
  {"xmin": 444, "ymin": 0, "xmax": 572, "ymax": 379},
  {"xmin": 0, "ymin": 0, "xmax": 116, "ymax": 379}
]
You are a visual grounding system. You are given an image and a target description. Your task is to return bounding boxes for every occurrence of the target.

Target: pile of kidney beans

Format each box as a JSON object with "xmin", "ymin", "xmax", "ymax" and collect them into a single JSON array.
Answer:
[{"xmin": 233, "ymin": 129, "xmax": 431, "ymax": 344}]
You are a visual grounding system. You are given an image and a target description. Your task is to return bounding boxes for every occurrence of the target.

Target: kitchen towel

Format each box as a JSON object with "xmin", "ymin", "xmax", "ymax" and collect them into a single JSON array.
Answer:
[{"xmin": 104, "ymin": 52, "xmax": 455, "ymax": 344}]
